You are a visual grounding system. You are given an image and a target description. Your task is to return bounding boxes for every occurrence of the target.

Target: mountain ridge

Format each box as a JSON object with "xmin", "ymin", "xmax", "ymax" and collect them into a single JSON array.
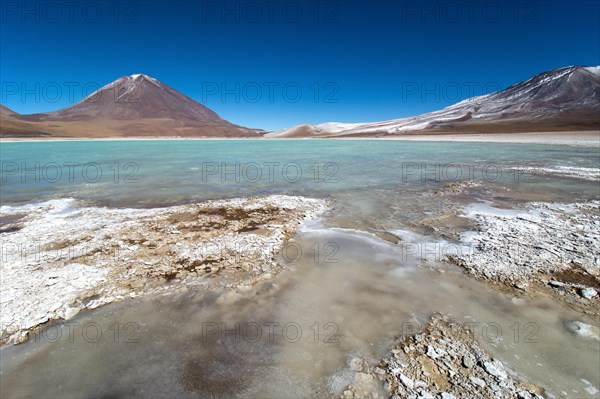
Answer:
[
  {"xmin": 0, "ymin": 104, "xmax": 17, "ymax": 115},
  {"xmin": 267, "ymin": 65, "xmax": 600, "ymax": 138},
  {"xmin": 1, "ymin": 66, "xmax": 599, "ymax": 139}
]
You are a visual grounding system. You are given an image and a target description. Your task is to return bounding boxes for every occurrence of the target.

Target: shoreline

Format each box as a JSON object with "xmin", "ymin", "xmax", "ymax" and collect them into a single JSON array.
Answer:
[
  {"xmin": 1, "ymin": 131, "xmax": 599, "ymax": 147},
  {"xmin": 448, "ymin": 200, "xmax": 600, "ymax": 318},
  {"xmin": 3, "ymin": 193, "xmax": 599, "ymax": 397},
  {"xmin": 0, "ymin": 195, "xmax": 328, "ymax": 344}
]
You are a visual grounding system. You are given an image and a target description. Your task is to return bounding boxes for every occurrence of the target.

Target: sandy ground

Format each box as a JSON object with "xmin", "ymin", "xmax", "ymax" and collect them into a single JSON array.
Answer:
[
  {"xmin": 370, "ymin": 131, "xmax": 600, "ymax": 146},
  {"xmin": 1, "ymin": 131, "xmax": 599, "ymax": 147}
]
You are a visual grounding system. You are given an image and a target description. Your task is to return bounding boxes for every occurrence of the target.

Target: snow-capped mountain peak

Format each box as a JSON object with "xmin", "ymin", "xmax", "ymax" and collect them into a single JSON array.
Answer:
[
  {"xmin": 47, "ymin": 74, "xmax": 227, "ymax": 124},
  {"xmin": 128, "ymin": 74, "xmax": 161, "ymax": 85}
]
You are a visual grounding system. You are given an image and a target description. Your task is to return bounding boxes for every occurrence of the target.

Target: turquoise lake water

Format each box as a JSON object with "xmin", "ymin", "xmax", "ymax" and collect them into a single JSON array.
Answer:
[
  {"xmin": 1, "ymin": 140, "xmax": 598, "ymax": 207},
  {"xmin": 1, "ymin": 140, "xmax": 599, "ymax": 398}
]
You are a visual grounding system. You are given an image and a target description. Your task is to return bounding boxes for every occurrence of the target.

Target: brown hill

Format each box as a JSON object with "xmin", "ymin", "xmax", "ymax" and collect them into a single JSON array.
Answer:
[{"xmin": 1, "ymin": 74, "xmax": 262, "ymax": 138}]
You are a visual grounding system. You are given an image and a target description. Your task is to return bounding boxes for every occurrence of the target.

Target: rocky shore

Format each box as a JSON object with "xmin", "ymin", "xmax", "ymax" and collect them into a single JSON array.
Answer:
[
  {"xmin": 343, "ymin": 314, "xmax": 545, "ymax": 399},
  {"xmin": 2, "ymin": 191, "xmax": 598, "ymax": 396},
  {"xmin": 0, "ymin": 195, "xmax": 327, "ymax": 344},
  {"xmin": 338, "ymin": 197, "xmax": 600, "ymax": 398},
  {"xmin": 448, "ymin": 201, "xmax": 600, "ymax": 317}
]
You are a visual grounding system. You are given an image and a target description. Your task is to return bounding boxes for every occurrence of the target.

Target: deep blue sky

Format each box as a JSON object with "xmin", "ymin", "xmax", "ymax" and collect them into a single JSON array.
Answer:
[{"xmin": 1, "ymin": 0, "xmax": 599, "ymax": 130}]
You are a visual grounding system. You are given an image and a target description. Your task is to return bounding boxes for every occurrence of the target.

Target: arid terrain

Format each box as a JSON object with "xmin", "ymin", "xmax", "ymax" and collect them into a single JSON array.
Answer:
[
  {"xmin": 0, "ymin": 75, "xmax": 262, "ymax": 138},
  {"xmin": 2, "ymin": 66, "xmax": 599, "ymax": 140}
]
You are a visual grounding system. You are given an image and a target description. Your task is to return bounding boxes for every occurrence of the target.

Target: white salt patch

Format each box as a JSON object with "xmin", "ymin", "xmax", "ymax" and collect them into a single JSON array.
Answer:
[
  {"xmin": 0, "ymin": 198, "xmax": 79, "ymax": 216},
  {"xmin": 463, "ymin": 201, "xmax": 528, "ymax": 219},
  {"xmin": 511, "ymin": 165, "xmax": 600, "ymax": 181},
  {"xmin": 390, "ymin": 228, "xmax": 432, "ymax": 243}
]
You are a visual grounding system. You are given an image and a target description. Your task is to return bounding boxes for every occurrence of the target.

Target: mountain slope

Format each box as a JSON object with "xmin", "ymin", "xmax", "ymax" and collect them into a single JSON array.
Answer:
[
  {"xmin": 0, "ymin": 105, "xmax": 58, "ymax": 138},
  {"xmin": 47, "ymin": 74, "xmax": 225, "ymax": 123},
  {"xmin": 0, "ymin": 105, "xmax": 17, "ymax": 116},
  {"xmin": 1, "ymin": 74, "xmax": 261, "ymax": 138},
  {"xmin": 267, "ymin": 66, "xmax": 600, "ymax": 138}
]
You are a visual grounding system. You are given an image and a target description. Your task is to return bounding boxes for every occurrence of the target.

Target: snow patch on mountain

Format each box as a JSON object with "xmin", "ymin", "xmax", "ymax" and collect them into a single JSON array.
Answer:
[
  {"xmin": 585, "ymin": 66, "xmax": 600, "ymax": 76},
  {"xmin": 267, "ymin": 65, "xmax": 600, "ymax": 138}
]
